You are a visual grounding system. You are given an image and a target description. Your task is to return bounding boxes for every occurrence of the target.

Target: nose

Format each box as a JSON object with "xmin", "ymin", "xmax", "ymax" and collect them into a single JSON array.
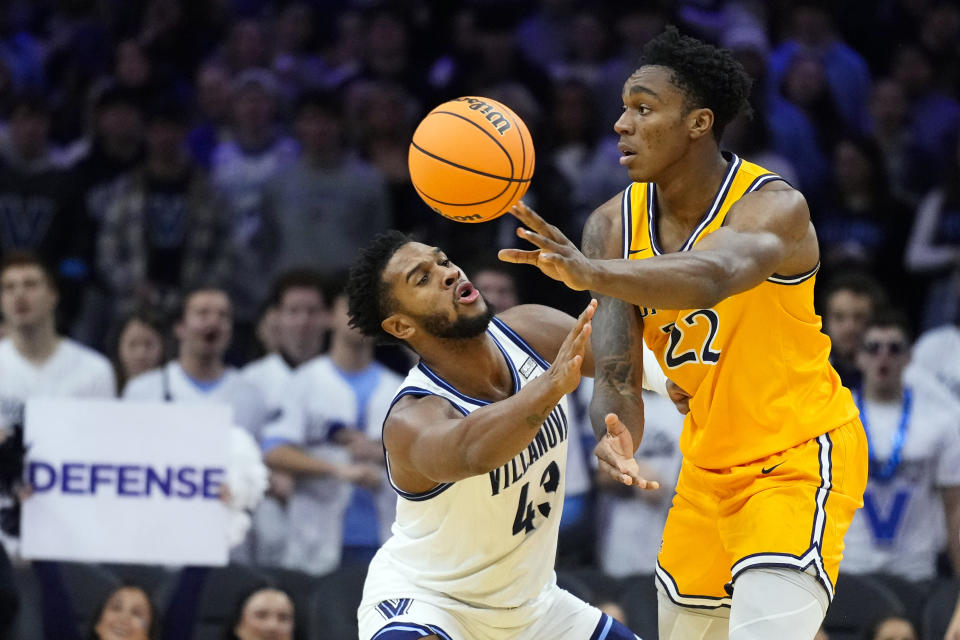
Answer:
[
  {"xmin": 614, "ymin": 110, "xmax": 631, "ymax": 135},
  {"xmin": 442, "ymin": 266, "xmax": 459, "ymax": 289}
]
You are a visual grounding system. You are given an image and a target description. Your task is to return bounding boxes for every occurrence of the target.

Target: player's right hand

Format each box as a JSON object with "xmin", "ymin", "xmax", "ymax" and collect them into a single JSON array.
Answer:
[
  {"xmin": 544, "ymin": 299, "xmax": 596, "ymax": 396},
  {"xmin": 595, "ymin": 413, "xmax": 660, "ymax": 490}
]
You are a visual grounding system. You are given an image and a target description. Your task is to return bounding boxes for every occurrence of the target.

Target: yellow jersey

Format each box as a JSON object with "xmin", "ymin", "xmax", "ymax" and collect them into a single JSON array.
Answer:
[{"xmin": 624, "ymin": 153, "xmax": 858, "ymax": 470}]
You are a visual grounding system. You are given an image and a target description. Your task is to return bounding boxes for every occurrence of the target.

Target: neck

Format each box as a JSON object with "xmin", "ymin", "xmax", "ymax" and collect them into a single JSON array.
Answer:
[
  {"xmin": 304, "ymin": 148, "xmax": 342, "ymax": 170},
  {"xmin": 414, "ymin": 332, "xmax": 513, "ymax": 401},
  {"xmin": 329, "ymin": 335, "xmax": 372, "ymax": 372},
  {"xmin": 653, "ymin": 147, "xmax": 730, "ymax": 227},
  {"xmin": 178, "ymin": 352, "xmax": 225, "ymax": 381},
  {"xmin": 863, "ymin": 380, "xmax": 903, "ymax": 403},
  {"xmin": 280, "ymin": 345, "xmax": 320, "ymax": 368},
  {"xmin": 237, "ymin": 128, "xmax": 271, "ymax": 151},
  {"xmin": 11, "ymin": 321, "xmax": 60, "ymax": 365},
  {"xmin": 147, "ymin": 155, "xmax": 186, "ymax": 179}
]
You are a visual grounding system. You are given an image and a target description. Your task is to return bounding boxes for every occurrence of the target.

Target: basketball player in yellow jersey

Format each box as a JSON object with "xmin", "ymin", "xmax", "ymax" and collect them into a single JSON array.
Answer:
[{"xmin": 500, "ymin": 27, "xmax": 867, "ymax": 640}]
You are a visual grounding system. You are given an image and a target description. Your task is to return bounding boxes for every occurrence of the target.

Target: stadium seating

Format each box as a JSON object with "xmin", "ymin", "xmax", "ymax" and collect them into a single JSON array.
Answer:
[{"xmin": 824, "ymin": 573, "xmax": 905, "ymax": 640}]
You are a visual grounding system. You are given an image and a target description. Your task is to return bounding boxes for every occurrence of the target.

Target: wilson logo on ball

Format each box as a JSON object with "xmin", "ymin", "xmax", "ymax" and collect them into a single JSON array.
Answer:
[{"xmin": 455, "ymin": 97, "xmax": 512, "ymax": 135}]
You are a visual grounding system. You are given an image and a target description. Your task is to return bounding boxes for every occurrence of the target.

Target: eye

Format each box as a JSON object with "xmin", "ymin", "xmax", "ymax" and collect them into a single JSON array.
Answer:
[
  {"xmin": 439, "ymin": 258, "xmax": 450, "ymax": 267},
  {"xmin": 638, "ymin": 105, "xmax": 651, "ymax": 115},
  {"xmin": 417, "ymin": 272, "xmax": 428, "ymax": 286}
]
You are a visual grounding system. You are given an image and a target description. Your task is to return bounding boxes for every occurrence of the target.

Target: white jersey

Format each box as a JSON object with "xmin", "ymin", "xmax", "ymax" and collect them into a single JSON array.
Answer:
[
  {"xmin": 241, "ymin": 353, "xmax": 293, "ymax": 416},
  {"xmin": 261, "ymin": 355, "xmax": 363, "ymax": 575},
  {"xmin": 842, "ymin": 381, "xmax": 960, "ymax": 580},
  {"xmin": 906, "ymin": 325, "xmax": 960, "ymax": 400},
  {"xmin": 123, "ymin": 362, "xmax": 270, "ymax": 437},
  {"xmin": 0, "ymin": 338, "xmax": 115, "ymax": 429},
  {"xmin": 598, "ymin": 390, "xmax": 684, "ymax": 577},
  {"xmin": 362, "ymin": 317, "xmax": 570, "ymax": 619}
]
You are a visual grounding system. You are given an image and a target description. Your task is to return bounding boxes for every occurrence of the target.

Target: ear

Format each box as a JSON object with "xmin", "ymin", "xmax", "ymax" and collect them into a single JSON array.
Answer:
[
  {"xmin": 381, "ymin": 313, "xmax": 415, "ymax": 342},
  {"xmin": 688, "ymin": 107, "xmax": 715, "ymax": 141}
]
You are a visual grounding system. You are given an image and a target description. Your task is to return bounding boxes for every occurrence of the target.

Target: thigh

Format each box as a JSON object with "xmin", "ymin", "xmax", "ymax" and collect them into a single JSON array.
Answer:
[
  {"xmin": 728, "ymin": 568, "xmax": 828, "ymax": 640},
  {"xmin": 359, "ymin": 598, "xmax": 467, "ymax": 640},
  {"xmin": 657, "ymin": 461, "xmax": 733, "ymax": 610},
  {"xmin": 720, "ymin": 420, "xmax": 867, "ymax": 603},
  {"xmin": 656, "ymin": 589, "xmax": 729, "ymax": 640},
  {"xmin": 522, "ymin": 587, "xmax": 643, "ymax": 640}
]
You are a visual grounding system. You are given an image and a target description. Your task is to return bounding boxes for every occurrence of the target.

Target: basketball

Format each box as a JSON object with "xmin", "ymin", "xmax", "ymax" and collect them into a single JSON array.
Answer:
[{"xmin": 408, "ymin": 96, "xmax": 535, "ymax": 223}]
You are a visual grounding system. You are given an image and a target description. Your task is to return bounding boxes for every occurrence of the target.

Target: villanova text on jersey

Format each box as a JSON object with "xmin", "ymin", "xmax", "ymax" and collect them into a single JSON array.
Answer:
[{"xmin": 489, "ymin": 403, "xmax": 568, "ymax": 496}]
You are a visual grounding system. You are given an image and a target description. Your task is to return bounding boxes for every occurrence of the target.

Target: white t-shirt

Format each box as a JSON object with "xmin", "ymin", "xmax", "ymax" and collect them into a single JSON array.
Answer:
[
  {"xmin": 597, "ymin": 390, "xmax": 685, "ymax": 577},
  {"xmin": 906, "ymin": 325, "xmax": 960, "ymax": 401},
  {"xmin": 0, "ymin": 337, "xmax": 115, "ymax": 430},
  {"xmin": 241, "ymin": 353, "xmax": 293, "ymax": 416},
  {"xmin": 842, "ymin": 382, "xmax": 960, "ymax": 580},
  {"xmin": 123, "ymin": 362, "xmax": 270, "ymax": 438},
  {"xmin": 260, "ymin": 355, "xmax": 383, "ymax": 575}
]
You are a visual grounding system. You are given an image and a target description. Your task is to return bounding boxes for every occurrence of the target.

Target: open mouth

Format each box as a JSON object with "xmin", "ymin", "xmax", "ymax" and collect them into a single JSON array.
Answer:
[
  {"xmin": 617, "ymin": 142, "xmax": 636, "ymax": 166},
  {"xmin": 455, "ymin": 281, "xmax": 480, "ymax": 305}
]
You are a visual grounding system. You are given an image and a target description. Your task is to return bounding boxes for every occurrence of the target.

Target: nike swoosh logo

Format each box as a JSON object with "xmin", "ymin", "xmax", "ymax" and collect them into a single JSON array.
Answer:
[
  {"xmin": 761, "ymin": 462, "xmax": 785, "ymax": 474},
  {"xmin": 628, "ymin": 248, "xmax": 649, "ymax": 254}
]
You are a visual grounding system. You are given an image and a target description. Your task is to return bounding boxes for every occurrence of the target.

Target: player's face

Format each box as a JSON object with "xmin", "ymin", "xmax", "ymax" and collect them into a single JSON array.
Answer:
[
  {"xmin": 176, "ymin": 290, "xmax": 232, "ymax": 360},
  {"xmin": 0, "ymin": 265, "xmax": 57, "ymax": 329},
  {"xmin": 856, "ymin": 327, "xmax": 911, "ymax": 391},
  {"xmin": 382, "ymin": 242, "xmax": 492, "ymax": 341},
  {"xmin": 825, "ymin": 290, "xmax": 873, "ymax": 358},
  {"xmin": 614, "ymin": 65, "xmax": 700, "ymax": 182},
  {"xmin": 277, "ymin": 287, "xmax": 326, "ymax": 360},
  {"xmin": 119, "ymin": 319, "xmax": 164, "ymax": 381},
  {"xmin": 94, "ymin": 587, "xmax": 152, "ymax": 640},
  {"xmin": 233, "ymin": 589, "xmax": 294, "ymax": 640}
]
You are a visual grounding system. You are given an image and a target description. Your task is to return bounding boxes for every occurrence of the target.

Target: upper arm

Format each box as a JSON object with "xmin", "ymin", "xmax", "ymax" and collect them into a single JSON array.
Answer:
[
  {"xmin": 382, "ymin": 394, "xmax": 473, "ymax": 486},
  {"xmin": 692, "ymin": 182, "xmax": 816, "ymax": 299},
  {"xmin": 496, "ymin": 304, "xmax": 594, "ymax": 376}
]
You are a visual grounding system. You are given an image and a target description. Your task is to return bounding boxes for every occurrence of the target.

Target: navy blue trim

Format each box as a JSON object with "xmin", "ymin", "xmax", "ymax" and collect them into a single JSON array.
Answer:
[
  {"xmin": 621, "ymin": 184, "xmax": 633, "ymax": 260},
  {"xmin": 767, "ymin": 262, "xmax": 820, "ymax": 285},
  {"xmin": 745, "ymin": 173, "xmax": 785, "ymax": 193},
  {"xmin": 383, "ymin": 386, "xmax": 462, "ymax": 501},
  {"xmin": 490, "ymin": 316, "xmax": 551, "ymax": 370},
  {"xmin": 590, "ymin": 614, "xmax": 614, "ymax": 640},
  {"xmin": 648, "ymin": 153, "xmax": 741, "ymax": 256},
  {"xmin": 655, "ymin": 562, "xmax": 732, "ymax": 610},
  {"xmin": 417, "ymin": 329, "xmax": 520, "ymax": 405},
  {"xmin": 371, "ymin": 621, "xmax": 454, "ymax": 640}
]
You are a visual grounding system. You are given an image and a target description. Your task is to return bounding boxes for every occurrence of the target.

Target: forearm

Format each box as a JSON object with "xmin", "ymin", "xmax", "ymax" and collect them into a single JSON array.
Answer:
[
  {"xmin": 263, "ymin": 445, "xmax": 341, "ymax": 477},
  {"xmin": 589, "ymin": 295, "xmax": 644, "ymax": 448},
  {"xmin": 442, "ymin": 376, "xmax": 565, "ymax": 476},
  {"xmin": 587, "ymin": 253, "xmax": 727, "ymax": 310}
]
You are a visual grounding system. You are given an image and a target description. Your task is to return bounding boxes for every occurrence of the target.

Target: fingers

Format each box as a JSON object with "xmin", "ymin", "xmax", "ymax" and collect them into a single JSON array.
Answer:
[
  {"xmin": 515, "ymin": 226, "xmax": 566, "ymax": 254},
  {"xmin": 508, "ymin": 201, "xmax": 572, "ymax": 246},
  {"xmin": 497, "ymin": 248, "xmax": 541, "ymax": 265},
  {"xmin": 604, "ymin": 412, "xmax": 626, "ymax": 437}
]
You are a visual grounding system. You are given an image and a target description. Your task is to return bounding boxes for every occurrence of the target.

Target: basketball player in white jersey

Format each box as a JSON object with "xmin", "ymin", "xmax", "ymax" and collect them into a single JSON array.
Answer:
[
  {"xmin": 347, "ymin": 231, "xmax": 645, "ymax": 640},
  {"xmin": 0, "ymin": 252, "xmax": 115, "ymax": 437},
  {"xmin": 123, "ymin": 286, "xmax": 270, "ymax": 436}
]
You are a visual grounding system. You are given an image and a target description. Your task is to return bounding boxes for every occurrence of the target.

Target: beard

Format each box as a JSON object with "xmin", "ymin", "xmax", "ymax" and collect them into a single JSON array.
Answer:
[{"xmin": 418, "ymin": 298, "xmax": 494, "ymax": 339}]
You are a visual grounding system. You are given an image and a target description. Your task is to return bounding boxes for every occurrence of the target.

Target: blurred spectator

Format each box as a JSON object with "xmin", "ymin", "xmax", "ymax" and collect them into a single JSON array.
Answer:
[
  {"xmin": 842, "ymin": 310, "xmax": 960, "ymax": 582},
  {"xmin": 242, "ymin": 269, "xmax": 327, "ymax": 566},
  {"xmin": 0, "ymin": 13, "xmax": 45, "ymax": 93},
  {"xmin": 122, "ymin": 286, "xmax": 269, "ymax": 438},
  {"xmin": 224, "ymin": 585, "xmax": 295, "ymax": 640},
  {"xmin": 220, "ymin": 19, "xmax": 270, "ymax": 75},
  {"xmin": 271, "ymin": 89, "xmax": 391, "ymax": 275},
  {"xmin": 98, "ymin": 101, "xmax": 233, "ymax": 323},
  {"xmin": 861, "ymin": 615, "xmax": 918, "ymax": 640},
  {"xmin": 821, "ymin": 272, "xmax": 888, "ymax": 389},
  {"xmin": 186, "ymin": 62, "xmax": 232, "ymax": 170},
  {"xmin": 471, "ymin": 262, "xmax": 520, "ymax": 313},
  {"xmin": 108, "ymin": 308, "xmax": 166, "ymax": 394},
  {"xmin": 596, "ymin": 390, "xmax": 684, "ymax": 578},
  {"xmin": 767, "ymin": 1, "xmax": 871, "ymax": 134},
  {"xmin": 0, "ymin": 95, "xmax": 87, "ymax": 321},
  {"xmin": 868, "ymin": 78, "xmax": 924, "ymax": 205},
  {"xmin": 890, "ymin": 44, "xmax": 960, "ymax": 193},
  {"xmin": 815, "ymin": 136, "xmax": 914, "ymax": 302},
  {"xmin": 260, "ymin": 289, "xmax": 392, "ymax": 575},
  {"xmin": 254, "ymin": 298, "xmax": 281, "ymax": 357},
  {"xmin": 516, "ymin": 0, "xmax": 576, "ymax": 72},
  {"xmin": 545, "ymin": 8, "xmax": 614, "ymax": 88},
  {"xmin": 905, "ymin": 134, "xmax": 960, "ymax": 330},
  {"xmin": 211, "ymin": 69, "xmax": 298, "ymax": 355},
  {"xmin": 271, "ymin": 3, "xmax": 325, "ymax": 96},
  {"xmin": 0, "ymin": 252, "xmax": 115, "ymax": 438}
]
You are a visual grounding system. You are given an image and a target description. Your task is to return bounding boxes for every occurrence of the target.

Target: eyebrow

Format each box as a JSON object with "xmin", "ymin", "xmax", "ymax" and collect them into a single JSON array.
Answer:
[
  {"xmin": 628, "ymin": 85, "xmax": 661, "ymax": 100},
  {"xmin": 405, "ymin": 248, "xmax": 442, "ymax": 283}
]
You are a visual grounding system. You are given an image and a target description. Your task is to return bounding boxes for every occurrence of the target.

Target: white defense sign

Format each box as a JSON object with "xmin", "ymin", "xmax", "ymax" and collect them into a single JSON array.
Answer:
[{"xmin": 21, "ymin": 399, "xmax": 232, "ymax": 566}]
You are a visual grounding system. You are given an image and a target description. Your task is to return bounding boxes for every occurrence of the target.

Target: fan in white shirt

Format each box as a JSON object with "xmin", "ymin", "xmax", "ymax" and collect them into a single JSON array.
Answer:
[{"xmin": 0, "ymin": 253, "xmax": 115, "ymax": 435}]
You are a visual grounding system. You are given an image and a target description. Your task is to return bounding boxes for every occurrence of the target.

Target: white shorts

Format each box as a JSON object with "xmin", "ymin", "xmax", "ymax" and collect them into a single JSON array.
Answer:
[{"xmin": 358, "ymin": 584, "xmax": 639, "ymax": 640}]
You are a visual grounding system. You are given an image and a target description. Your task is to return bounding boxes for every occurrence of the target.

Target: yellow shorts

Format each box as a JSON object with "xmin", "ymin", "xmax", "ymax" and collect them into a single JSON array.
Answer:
[{"xmin": 656, "ymin": 418, "xmax": 867, "ymax": 610}]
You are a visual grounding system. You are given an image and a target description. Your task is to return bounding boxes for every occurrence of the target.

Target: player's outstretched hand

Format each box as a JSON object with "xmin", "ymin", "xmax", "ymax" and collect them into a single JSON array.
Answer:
[
  {"xmin": 595, "ymin": 413, "xmax": 660, "ymax": 489},
  {"xmin": 498, "ymin": 201, "xmax": 594, "ymax": 291},
  {"xmin": 544, "ymin": 299, "xmax": 596, "ymax": 397}
]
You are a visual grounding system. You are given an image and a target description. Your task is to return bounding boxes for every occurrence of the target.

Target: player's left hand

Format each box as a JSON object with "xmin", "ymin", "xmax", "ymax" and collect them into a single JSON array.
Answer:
[
  {"xmin": 498, "ymin": 201, "xmax": 594, "ymax": 291},
  {"xmin": 594, "ymin": 413, "xmax": 660, "ymax": 490}
]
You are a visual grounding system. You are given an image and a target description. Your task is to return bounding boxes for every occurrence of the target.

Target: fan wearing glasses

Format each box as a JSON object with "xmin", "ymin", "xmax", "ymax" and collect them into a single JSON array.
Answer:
[{"xmin": 840, "ymin": 308, "xmax": 960, "ymax": 585}]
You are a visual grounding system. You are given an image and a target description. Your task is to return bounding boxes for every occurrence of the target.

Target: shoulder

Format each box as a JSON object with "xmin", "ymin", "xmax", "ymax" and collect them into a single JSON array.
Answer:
[
  {"xmin": 582, "ymin": 191, "xmax": 626, "ymax": 259},
  {"xmin": 62, "ymin": 339, "xmax": 111, "ymax": 371},
  {"xmin": 495, "ymin": 304, "xmax": 576, "ymax": 363},
  {"xmin": 384, "ymin": 392, "xmax": 462, "ymax": 433},
  {"xmin": 241, "ymin": 354, "xmax": 281, "ymax": 379},
  {"xmin": 729, "ymin": 180, "xmax": 810, "ymax": 235},
  {"xmin": 123, "ymin": 368, "xmax": 163, "ymax": 398}
]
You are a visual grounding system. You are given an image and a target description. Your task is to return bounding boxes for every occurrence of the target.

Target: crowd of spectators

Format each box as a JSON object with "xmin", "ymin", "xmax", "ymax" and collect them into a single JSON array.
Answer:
[{"xmin": 1, "ymin": 0, "xmax": 960, "ymax": 638}]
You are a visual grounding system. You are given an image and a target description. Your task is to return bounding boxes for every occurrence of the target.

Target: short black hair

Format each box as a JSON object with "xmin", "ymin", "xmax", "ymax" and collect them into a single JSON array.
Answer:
[
  {"xmin": 175, "ymin": 285, "xmax": 231, "ymax": 323},
  {"xmin": 639, "ymin": 26, "xmax": 752, "ymax": 141},
  {"xmin": 268, "ymin": 268, "xmax": 327, "ymax": 307},
  {"xmin": 346, "ymin": 230, "xmax": 413, "ymax": 343},
  {"xmin": 821, "ymin": 272, "xmax": 889, "ymax": 310},
  {"xmin": 864, "ymin": 307, "xmax": 913, "ymax": 343},
  {"xmin": 0, "ymin": 250, "xmax": 58, "ymax": 292}
]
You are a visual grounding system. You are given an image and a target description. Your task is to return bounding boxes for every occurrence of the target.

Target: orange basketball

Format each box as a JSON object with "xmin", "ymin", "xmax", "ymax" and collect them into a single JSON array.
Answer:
[{"xmin": 408, "ymin": 96, "xmax": 535, "ymax": 223}]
